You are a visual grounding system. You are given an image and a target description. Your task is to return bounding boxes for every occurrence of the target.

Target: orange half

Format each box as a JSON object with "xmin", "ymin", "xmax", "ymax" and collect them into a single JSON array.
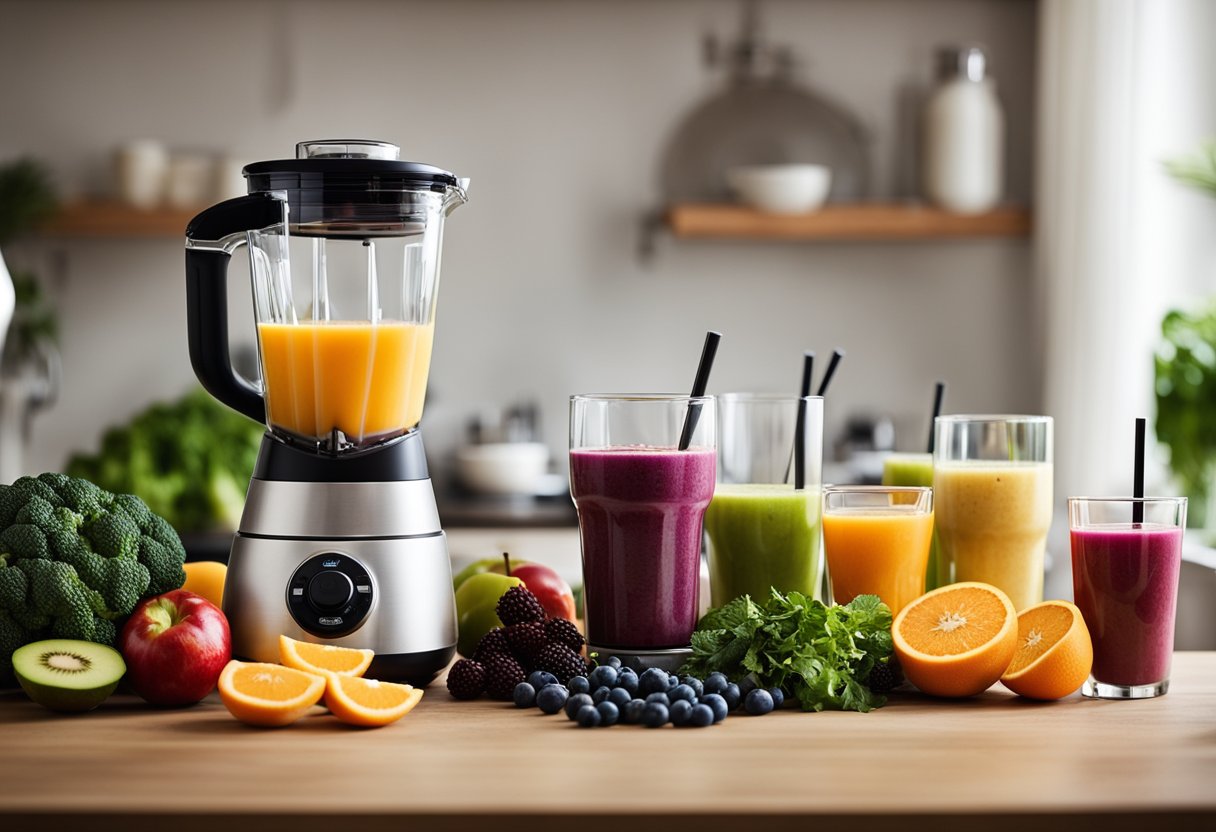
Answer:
[
  {"xmin": 218, "ymin": 660, "xmax": 327, "ymax": 727},
  {"xmin": 1000, "ymin": 600, "xmax": 1093, "ymax": 700},
  {"xmin": 325, "ymin": 675, "xmax": 423, "ymax": 728},
  {"xmin": 279, "ymin": 635, "xmax": 374, "ymax": 678},
  {"xmin": 893, "ymin": 582, "xmax": 1018, "ymax": 697}
]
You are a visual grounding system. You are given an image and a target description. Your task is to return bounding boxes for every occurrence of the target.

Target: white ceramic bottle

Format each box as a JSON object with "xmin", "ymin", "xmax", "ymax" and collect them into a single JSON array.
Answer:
[{"xmin": 922, "ymin": 46, "xmax": 1005, "ymax": 214}]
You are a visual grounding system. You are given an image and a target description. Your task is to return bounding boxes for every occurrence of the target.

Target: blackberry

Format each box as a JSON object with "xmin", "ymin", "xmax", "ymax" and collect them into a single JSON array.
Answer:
[
  {"xmin": 544, "ymin": 617, "xmax": 585, "ymax": 652},
  {"xmin": 483, "ymin": 653, "xmax": 527, "ymax": 701},
  {"xmin": 534, "ymin": 642, "xmax": 587, "ymax": 682},
  {"xmin": 505, "ymin": 621, "xmax": 547, "ymax": 665},
  {"xmin": 496, "ymin": 585, "xmax": 546, "ymax": 626},
  {"xmin": 472, "ymin": 627, "xmax": 511, "ymax": 664},
  {"xmin": 445, "ymin": 659, "xmax": 486, "ymax": 700},
  {"xmin": 865, "ymin": 659, "xmax": 902, "ymax": 694}
]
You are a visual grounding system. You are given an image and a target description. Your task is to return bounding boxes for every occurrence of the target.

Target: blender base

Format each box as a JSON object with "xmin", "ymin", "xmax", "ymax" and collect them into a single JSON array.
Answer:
[{"xmin": 586, "ymin": 645, "xmax": 693, "ymax": 674}]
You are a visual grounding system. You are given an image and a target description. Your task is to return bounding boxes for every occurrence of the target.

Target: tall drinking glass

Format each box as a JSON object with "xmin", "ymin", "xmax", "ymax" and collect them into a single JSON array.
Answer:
[
  {"xmin": 1069, "ymin": 497, "xmax": 1186, "ymax": 699},
  {"xmin": 882, "ymin": 452, "xmax": 942, "ymax": 590},
  {"xmin": 933, "ymin": 415, "xmax": 1053, "ymax": 611},
  {"xmin": 704, "ymin": 394, "xmax": 824, "ymax": 608},
  {"xmin": 569, "ymin": 395, "xmax": 716, "ymax": 653}
]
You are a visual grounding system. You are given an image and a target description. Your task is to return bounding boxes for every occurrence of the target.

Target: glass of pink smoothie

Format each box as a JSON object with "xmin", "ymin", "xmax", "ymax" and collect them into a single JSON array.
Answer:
[
  {"xmin": 569, "ymin": 395, "xmax": 716, "ymax": 655},
  {"xmin": 1069, "ymin": 496, "xmax": 1187, "ymax": 699}
]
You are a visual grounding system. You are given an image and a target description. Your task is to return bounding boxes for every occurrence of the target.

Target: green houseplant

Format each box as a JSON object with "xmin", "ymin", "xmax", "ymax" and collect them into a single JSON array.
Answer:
[{"xmin": 1157, "ymin": 141, "xmax": 1216, "ymax": 529}]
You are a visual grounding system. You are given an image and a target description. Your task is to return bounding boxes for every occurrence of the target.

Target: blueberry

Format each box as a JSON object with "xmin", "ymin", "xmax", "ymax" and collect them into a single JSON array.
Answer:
[
  {"xmin": 688, "ymin": 703, "xmax": 715, "ymax": 727},
  {"xmin": 744, "ymin": 688, "xmax": 774, "ymax": 715},
  {"xmin": 527, "ymin": 670, "xmax": 558, "ymax": 690},
  {"xmin": 767, "ymin": 687, "xmax": 785, "ymax": 709},
  {"xmin": 641, "ymin": 702, "xmax": 669, "ymax": 728},
  {"xmin": 639, "ymin": 667, "xmax": 669, "ymax": 696},
  {"xmin": 680, "ymin": 676, "xmax": 704, "ymax": 698},
  {"xmin": 536, "ymin": 684, "xmax": 569, "ymax": 715},
  {"xmin": 616, "ymin": 671, "xmax": 639, "ymax": 696},
  {"xmin": 512, "ymin": 682, "xmax": 537, "ymax": 708},
  {"xmin": 592, "ymin": 685, "xmax": 611, "ymax": 704},
  {"xmin": 565, "ymin": 692, "xmax": 594, "ymax": 720},
  {"xmin": 703, "ymin": 672, "xmax": 728, "ymax": 696},
  {"xmin": 568, "ymin": 675, "xmax": 591, "ymax": 695},
  {"xmin": 722, "ymin": 683, "xmax": 742, "ymax": 711},
  {"xmin": 590, "ymin": 665, "xmax": 619, "ymax": 689},
  {"xmin": 622, "ymin": 698, "xmax": 647, "ymax": 724},
  {"xmin": 577, "ymin": 704, "xmax": 601, "ymax": 727},
  {"xmin": 737, "ymin": 676, "xmax": 758, "ymax": 698},
  {"xmin": 669, "ymin": 699, "xmax": 694, "ymax": 726},
  {"xmin": 701, "ymin": 693, "xmax": 729, "ymax": 723},
  {"xmin": 669, "ymin": 683, "xmax": 696, "ymax": 704},
  {"xmin": 667, "ymin": 673, "xmax": 679, "ymax": 690},
  {"xmin": 604, "ymin": 655, "xmax": 623, "ymax": 670},
  {"xmin": 645, "ymin": 691, "xmax": 671, "ymax": 708},
  {"xmin": 595, "ymin": 700, "xmax": 620, "ymax": 726},
  {"xmin": 608, "ymin": 687, "xmax": 632, "ymax": 709}
]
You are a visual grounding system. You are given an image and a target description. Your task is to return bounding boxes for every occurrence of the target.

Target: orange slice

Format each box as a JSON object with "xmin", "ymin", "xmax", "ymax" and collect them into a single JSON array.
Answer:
[
  {"xmin": 325, "ymin": 674, "xmax": 423, "ymax": 728},
  {"xmin": 279, "ymin": 634, "xmax": 374, "ymax": 678},
  {"xmin": 1000, "ymin": 600, "xmax": 1093, "ymax": 700},
  {"xmin": 893, "ymin": 582, "xmax": 1018, "ymax": 697},
  {"xmin": 218, "ymin": 660, "xmax": 327, "ymax": 727}
]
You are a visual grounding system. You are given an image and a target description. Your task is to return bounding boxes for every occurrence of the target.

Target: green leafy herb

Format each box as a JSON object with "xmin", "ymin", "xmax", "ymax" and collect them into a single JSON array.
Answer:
[{"xmin": 681, "ymin": 590, "xmax": 894, "ymax": 713}]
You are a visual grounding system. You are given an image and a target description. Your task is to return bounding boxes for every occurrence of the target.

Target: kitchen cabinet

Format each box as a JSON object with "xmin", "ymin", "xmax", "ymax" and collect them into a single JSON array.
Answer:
[
  {"xmin": 1, "ymin": 652, "xmax": 1213, "ymax": 831},
  {"xmin": 666, "ymin": 202, "xmax": 1031, "ymax": 241}
]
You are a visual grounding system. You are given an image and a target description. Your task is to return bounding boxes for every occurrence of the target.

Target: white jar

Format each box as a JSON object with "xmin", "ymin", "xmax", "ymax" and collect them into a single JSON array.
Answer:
[{"xmin": 922, "ymin": 46, "xmax": 1005, "ymax": 214}]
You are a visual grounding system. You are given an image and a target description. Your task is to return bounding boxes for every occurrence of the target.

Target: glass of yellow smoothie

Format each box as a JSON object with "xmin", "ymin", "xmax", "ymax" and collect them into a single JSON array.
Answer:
[
  {"xmin": 704, "ymin": 393, "xmax": 824, "ymax": 608},
  {"xmin": 933, "ymin": 415, "xmax": 1053, "ymax": 611},
  {"xmin": 822, "ymin": 485, "xmax": 934, "ymax": 615}
]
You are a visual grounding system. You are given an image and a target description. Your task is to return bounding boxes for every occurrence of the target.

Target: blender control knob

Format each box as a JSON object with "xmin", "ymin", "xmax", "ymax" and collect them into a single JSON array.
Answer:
[{"xmin": 307, "ymin": 570, "xmax": 354, "ymax": 612}]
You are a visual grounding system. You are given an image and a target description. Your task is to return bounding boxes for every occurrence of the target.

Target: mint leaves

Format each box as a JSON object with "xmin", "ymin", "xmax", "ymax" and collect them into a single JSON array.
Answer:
[{"xmin": 681, "ymin": 590, "xmax": 894, "ymax": 713}]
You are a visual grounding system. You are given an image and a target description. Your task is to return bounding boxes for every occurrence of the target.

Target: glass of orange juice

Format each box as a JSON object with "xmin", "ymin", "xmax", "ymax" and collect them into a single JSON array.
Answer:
[{"xmin": 822, "ymin": 486, "xmax": 934, "ymax": 615}]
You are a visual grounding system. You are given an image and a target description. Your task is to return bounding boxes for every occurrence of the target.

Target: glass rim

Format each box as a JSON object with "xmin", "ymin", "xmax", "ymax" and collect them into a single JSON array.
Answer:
[
  {"xmin": 716, "ymin": 392, "xmax": 824, "ymax": 403},
  {"xmin": 935, "ymin": 414, "xmax": 1053, "ymax": 425},
  {"xmin": 1067, "ymin": 496, "xmax": 1188, "ymax": 505},
  {"xmin": 823, "ymin": 484, "xmax": 932, "ymax": 494},
  {"xmin": 570, "ymin": 393, "xmax": 713, "ymax": 404}
]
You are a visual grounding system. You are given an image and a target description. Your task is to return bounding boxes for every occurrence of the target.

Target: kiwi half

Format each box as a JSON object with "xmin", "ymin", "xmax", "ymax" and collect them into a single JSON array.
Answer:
[{"xmin": 12, "ymin": 639, "xmax": 126, "ymax": 712}]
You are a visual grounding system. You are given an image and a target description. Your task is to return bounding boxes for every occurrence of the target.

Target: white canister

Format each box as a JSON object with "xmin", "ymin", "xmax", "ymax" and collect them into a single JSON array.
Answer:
[
  {"xmin": 115, "ymin": 139, "xmax": 168, "ymax": 209},
  {"xmin": 921, "ymin": 46, "xmax": 1005, "ymax": 214},
  {"xmin": 165, "ymin": 152, "xmax": 215, "ymax": 209}
]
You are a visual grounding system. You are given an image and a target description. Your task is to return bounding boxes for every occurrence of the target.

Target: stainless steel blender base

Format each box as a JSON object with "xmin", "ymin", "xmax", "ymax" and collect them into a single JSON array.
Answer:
[{"xmin": 224, "ymin": 532, "xmax": 457, "ymax": 686}]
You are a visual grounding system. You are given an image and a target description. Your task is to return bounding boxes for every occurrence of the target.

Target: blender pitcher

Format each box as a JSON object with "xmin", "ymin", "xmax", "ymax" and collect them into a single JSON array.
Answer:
[{"xmin": 184, "ymin": 140, "xmax": 467, "ymax": 684}]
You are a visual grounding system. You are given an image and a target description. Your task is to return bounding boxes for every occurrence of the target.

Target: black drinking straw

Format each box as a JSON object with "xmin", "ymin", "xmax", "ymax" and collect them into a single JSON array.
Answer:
[
  {"xmin": 794, "ymin": 351, "xmax": 815, "ymax": 490},
  {"xmin": 926, "ymin": 381, "xmax": 946, "ymax": 454},
  {"xmin": 816, "ymin": 349, "xmax": 844, "ymax": 397},
  {"xmin": 1133, "ymin": 417, "xmax": 1146, "ymax": 524},
  {"xmin": 677, "ymin": 330, "xmax": 722, "ymax": 450}
]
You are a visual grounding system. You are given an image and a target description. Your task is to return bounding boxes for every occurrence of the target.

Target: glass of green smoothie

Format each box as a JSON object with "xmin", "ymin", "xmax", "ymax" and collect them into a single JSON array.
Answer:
[
  {"xmin": 704, "ymin": 393, "xmax": 824, "ymax": 608},
  {"xmin": 882, "ymin": 453, "xmax": 943, "ymax": 591},
  {"xmin": 933, "ymin": 415, "xmax": 1053, "ymax": 611}
]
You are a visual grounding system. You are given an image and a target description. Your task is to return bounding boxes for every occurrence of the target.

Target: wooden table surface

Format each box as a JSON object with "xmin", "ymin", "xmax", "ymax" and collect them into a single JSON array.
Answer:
[{"xmin": 2, "ymin": 653, "xmax": 1214, "ymax": 832}]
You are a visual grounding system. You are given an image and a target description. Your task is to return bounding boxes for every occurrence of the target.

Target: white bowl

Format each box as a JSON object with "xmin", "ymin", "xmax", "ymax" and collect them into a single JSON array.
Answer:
[
  {"xmin": 725, "ymin": 164, "xmax": 832, "ymax": 214},
  {"xmin": 455, "ymin": 442, "xmax": 550, "ymax": 496}
]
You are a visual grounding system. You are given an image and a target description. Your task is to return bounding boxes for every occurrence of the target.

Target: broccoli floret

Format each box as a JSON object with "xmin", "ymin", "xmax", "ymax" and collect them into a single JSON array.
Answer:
[{"xmin": 0, "ymin": 474, "xmax": 187, "ymax": 678}]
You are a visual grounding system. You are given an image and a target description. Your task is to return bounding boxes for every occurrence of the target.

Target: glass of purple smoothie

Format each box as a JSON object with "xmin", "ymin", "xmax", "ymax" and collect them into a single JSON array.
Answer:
[
  {"xmin": 1069, "ymin": 496, "xmax": 1187, "ymax": 699},
  {"xmin": 570, "ymin": 394, "xmax": 716, "ymax": 659}
]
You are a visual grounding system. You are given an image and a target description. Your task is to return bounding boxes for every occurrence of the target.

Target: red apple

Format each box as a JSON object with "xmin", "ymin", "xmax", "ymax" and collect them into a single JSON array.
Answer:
[
  {"xmin": 119, "ymin": 589, "xmax": 231, "ymax": 706},
  {"xmin": 510, "ymin": 562, "xmax": 577, "ymax": 622}
]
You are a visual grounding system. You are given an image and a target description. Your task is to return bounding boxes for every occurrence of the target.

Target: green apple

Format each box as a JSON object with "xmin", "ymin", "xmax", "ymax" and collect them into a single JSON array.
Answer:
[
  {"xmin": 454, "ymin": 572, "xmax": 524, "ymax": 657},
  {"xmin": 452, "ymin": 555, "xmax": 532, "ymax": 593}
]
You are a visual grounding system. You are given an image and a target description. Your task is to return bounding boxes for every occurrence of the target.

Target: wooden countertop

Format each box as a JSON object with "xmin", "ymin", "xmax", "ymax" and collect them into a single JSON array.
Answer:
[{"xmin": 2, "ymin": 653, "xmax": 1214, "ymax": 832}]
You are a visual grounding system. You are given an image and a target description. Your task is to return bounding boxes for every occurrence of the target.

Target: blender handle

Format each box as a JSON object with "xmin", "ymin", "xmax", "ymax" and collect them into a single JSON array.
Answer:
[{"xmin": 185, "ymin": 193, "xmax": 285, "ymax": 424}]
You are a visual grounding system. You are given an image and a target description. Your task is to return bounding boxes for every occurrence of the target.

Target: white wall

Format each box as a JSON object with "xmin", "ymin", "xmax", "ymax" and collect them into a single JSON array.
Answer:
[{"xmin": 0, "ymin": 0, "xmax": 1039, "ymax": 479}]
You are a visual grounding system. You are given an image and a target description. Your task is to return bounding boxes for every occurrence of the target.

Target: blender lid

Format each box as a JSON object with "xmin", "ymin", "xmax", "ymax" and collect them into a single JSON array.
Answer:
[{"xmin": 243, "ymin": 139, "xmax": 462, "ymax": 191}]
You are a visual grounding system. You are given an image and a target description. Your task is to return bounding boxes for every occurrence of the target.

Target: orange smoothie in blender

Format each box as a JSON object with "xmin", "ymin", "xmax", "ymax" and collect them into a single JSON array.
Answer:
[{"xmin": 257, "ymin": 320, "xmax": 434, "ymax": 444}]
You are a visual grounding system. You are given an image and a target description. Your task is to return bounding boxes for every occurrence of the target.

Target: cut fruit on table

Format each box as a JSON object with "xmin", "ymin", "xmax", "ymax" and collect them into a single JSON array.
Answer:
[
  {"xmin": 12, "ymin": 639, "xmax": 126, "ymax": 713},
  {"xmin": 1000, "ymin": 600, "xmax": 1093, "ymax": 700},
  {"xmin": 892, "ymin": 582, "xmax": 1018, "ymax": 698},
  {"xmin": 181, "ymin": 561, "xmax": 228, "ymax": 608},
  {"xmin": 218, "ymin": 660, "xmax": 327, "ymax": 727},
  {"xmin": 325, "ymin": 674, "xmax": 423, "ymax": 728},
  {"xmin": 279, "ymin": 634, "xmax": 374, "ymax": 678}
]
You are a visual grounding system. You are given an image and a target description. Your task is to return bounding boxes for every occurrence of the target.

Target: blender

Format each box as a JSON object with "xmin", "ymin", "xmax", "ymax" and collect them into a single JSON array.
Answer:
[{"xmin": 184, "ymin": 140, "xmax": 467, "ymax": 684}]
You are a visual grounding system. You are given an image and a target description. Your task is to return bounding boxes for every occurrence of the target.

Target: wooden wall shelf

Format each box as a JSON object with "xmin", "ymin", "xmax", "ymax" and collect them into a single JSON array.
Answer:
[
  {"xmin": 40, "ymin": 200, "xmax": 202, "ymax": 238},
  {"xmin": 666, "ymin": 202, "xmax": 1032, "ymax": 241}
]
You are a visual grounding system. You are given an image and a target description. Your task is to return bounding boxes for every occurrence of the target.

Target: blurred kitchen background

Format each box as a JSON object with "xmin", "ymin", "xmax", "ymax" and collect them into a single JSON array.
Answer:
[{"xmin": 1, "ymin": 0, "xmax": 1215, "ymax": 639}]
